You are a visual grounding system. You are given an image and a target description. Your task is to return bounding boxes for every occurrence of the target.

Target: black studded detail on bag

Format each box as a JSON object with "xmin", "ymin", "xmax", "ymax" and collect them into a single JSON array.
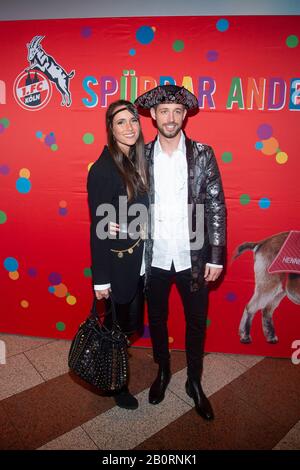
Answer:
[{"xmin": 68, "ymin": 295, "xmax": 129, "ymax": 392}]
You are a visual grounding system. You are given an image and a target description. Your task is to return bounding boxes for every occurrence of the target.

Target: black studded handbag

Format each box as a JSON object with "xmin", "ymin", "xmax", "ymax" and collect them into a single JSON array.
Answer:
[{"xmin": 68, "ymin": 295, "xmax": 129, "ymax": 392}]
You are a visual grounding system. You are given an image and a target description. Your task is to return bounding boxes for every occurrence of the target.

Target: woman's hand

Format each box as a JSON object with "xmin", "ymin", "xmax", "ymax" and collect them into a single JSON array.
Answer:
[
  {"xmin": 109, "ymin": 221, "xmax": 119, "ymax": 236},
  {"xmin": 95, "ymin": 288, "xmax": 111, "ymax": 300}
]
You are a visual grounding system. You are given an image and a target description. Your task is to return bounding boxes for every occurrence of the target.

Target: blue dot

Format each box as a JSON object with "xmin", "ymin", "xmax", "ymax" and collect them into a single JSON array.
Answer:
[
  {"xmin": 255, "ymin": 141, "xmax": 263, "ymax": 150},
  {"xmin": 16, "ymin": 177, "xmax": 31, "ymax": 194},
  {"xmin": 4, "ymin": 257, "xmax": 19, "ymax": 272},
  {"xmin": 59, "ymin": 207, "xmax": 68, "ymax": 216},
  {"xmin": 136, "ymin": 26, "xmax": 154, "ymax": 45},
  {"xmin": 217, "ymin": 18, "xmax": 229, "ymax": 32},
  {"xmin": 226, "ymin": 292, "xmax": 237, "ymax": 302},
  {"xmin": 129, "ymin": 48, "xmax": 136, "ymax": 56},
  {"xmin": 36, "ymin": 131, "xmax": 43, "ymax": 139},
  {"xmin": 259, "ymin": 198, "xmax": 271, "ymax": 209},
  {"xmin": 28, "ymin": 267, "xmax": 38, "ymax": 277},
  {"xmin": 48, "ymin": 286, "xmax": 55, "ymax": 293}
]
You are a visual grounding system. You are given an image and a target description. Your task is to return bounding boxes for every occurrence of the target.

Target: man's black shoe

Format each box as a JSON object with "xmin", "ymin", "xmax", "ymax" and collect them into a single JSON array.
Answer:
[
  {"xmin": 114, "ymin": 386, "xmax": 138, "ymax": 410},
  {"xmin": 149, "ymin": 364, "xmax": 171, "ymax": 405},
  {"xmin": 185, "ymin": 379, "xmax": 214, "ymax": 421}
]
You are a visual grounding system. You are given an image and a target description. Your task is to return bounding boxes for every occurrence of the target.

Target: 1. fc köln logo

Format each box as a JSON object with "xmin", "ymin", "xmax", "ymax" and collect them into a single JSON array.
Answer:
[{"xmin": 14, "ymin": 35, "xmax": 75, "ymax": 111}]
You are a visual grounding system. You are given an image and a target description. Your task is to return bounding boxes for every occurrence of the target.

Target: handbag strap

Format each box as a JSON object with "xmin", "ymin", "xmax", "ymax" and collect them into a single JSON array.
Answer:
[{"xmin": 91, "ymin": 294, "xmax": 118, "ymax": 324}]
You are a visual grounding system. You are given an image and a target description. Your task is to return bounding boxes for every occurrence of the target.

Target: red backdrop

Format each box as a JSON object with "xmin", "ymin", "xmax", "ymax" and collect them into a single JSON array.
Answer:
[{"xmin": 0, "ymin": 16, "xmax": 299, "ymax": 357}]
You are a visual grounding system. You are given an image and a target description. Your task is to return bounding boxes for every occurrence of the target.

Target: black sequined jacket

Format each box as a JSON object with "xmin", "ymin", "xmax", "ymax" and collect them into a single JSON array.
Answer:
[{"xmin": 144, "ymin": 135, "xmax": 226, "ymax": 291}]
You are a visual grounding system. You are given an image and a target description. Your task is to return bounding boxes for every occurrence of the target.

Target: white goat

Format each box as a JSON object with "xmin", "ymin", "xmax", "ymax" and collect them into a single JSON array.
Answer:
[{"xmin": 26, "ymin": 36, "xmax": 75, "ymax": 106}]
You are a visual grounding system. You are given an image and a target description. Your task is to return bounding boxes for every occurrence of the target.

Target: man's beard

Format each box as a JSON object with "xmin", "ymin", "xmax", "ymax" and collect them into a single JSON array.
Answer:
[{"xmin": 157, "ymin": 122, "xmax": 182, "ymax": 139}]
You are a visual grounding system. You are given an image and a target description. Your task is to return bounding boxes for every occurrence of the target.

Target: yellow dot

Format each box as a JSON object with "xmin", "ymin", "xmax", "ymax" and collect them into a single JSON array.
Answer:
[
  {"xmin": 276, "ymin": 151, "xmax": 288, "ymax": 164},
  {"xmin": 88, "ymin": 162, "xmax": 94, "ymax": 171},
  {"xmin": 168, "ymin": 336, "xmax": 174, "ymax": 344},
  {"xmin": 19, "ymin": 168, "xmax": 31, "ymax": 178},
  {"xmin": 59, "ymin": 200, "xmax": 67, "ymax": 208},
  {"xmin": 66, "ymin": 295, "xmax": 77, "ymax": 305},
  {"xmin": 21, "ymin": 300, "xmax": 29, "ymax": 308},
  {"xmin": 9, "ymin": 271, "xmax": 19, "ymax": 280}
]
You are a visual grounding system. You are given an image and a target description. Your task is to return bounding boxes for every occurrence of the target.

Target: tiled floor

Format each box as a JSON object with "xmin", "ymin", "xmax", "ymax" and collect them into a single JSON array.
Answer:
[{"xmin": 0, "ymin": 332, "xmax": 300, "ymax": 450}]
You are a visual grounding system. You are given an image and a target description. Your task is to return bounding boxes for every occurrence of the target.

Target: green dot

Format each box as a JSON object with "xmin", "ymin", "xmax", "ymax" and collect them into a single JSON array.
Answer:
[
  {"xmin": 83, "ymin": 267, "xmax": 92, "ymax": 277},
  {"xmin": 221, "ymin": 152, "xmax": 233, "ymax": 163},
  {"xmin": 56, "ymin": 321, "xmax": 66, "ymax": 331},
  {"xmin": 286, "ymin": 35, "xmax": 299, "ymax": 48},
  {"xmin": 83, "ymin": 133, "xmax": 94, "ymax": 144},
  {"xmin": 240, "ymin": 194, "xmax": 251, "ymax": 205},
  {"xmin": 0, "ymin": 210, "xmax": 7, "ymax": 224},
  {"xmin": 0, "ymin": 118, "xmax": 10, "ymax": 128},
  {"xmin": 206, "ymin": 318, "xmax": 211, "ymax": 327},
  {"xmin": 51, "ymin": 144, "xmax": 58, "ymax": 151},
  {"xmin": 173, "ymin": 40, "xmax": 184, "ymax": 52}
]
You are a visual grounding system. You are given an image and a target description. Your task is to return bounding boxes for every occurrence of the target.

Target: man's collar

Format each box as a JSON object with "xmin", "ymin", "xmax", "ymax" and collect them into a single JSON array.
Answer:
[{"xmin": 156, "ymin": 131, "xmax": 185, "ymax": 154}]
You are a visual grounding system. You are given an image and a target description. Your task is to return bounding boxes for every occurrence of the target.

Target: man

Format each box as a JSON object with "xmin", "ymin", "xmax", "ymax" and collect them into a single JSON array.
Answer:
[{"xmin": 135, "ymin": 85, "xmax": 226, "ymax": 421}]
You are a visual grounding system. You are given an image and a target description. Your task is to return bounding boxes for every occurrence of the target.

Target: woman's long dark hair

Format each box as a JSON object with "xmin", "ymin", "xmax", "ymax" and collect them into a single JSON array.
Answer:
[{"xmin": 106, "ymin": 100, "xmax": 148, "ymax": 201}]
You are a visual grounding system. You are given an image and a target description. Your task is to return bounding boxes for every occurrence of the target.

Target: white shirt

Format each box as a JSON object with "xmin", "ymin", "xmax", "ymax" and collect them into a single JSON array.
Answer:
[{"xmin": 151, "ymin": 132, "xmax": 191, "ymax": 272}]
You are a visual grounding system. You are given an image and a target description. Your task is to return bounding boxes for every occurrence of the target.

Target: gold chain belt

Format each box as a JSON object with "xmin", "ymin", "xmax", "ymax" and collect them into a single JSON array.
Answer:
[{"xmin": 110, "ymin": 237, "xmax": 141, "ymax": 258}]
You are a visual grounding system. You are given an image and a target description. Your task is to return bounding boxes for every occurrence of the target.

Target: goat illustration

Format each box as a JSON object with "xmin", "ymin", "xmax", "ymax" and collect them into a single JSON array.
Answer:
[
  {"xmin": 26, "ymin": 35, "xmax": 75, "ymax": 106},
  {"xmin": 233, "ymin": 231, "xmax": 300, "ymax": 344}
]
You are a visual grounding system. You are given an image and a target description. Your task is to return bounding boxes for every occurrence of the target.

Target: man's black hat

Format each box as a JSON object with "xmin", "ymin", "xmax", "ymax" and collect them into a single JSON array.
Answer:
[{"xmin": 134, "ymin": 85, "xmax": 198, "ymax": 110}]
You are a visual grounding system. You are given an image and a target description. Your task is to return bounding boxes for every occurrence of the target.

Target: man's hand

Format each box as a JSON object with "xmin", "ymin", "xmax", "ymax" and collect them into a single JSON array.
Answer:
[
  {"xmin": 95, "ymin": 288, "xmax": 111, "ymax": 300},
  {"xmin": 204, "ymin": 264, "xmax": 223, "ymax": 282}
]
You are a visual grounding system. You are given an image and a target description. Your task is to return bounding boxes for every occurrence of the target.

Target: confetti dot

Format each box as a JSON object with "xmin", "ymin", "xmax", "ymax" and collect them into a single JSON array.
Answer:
[
  {"xmin": 9, "ymin": 271, "xmax": 19, "ymax": 280},
  {"xmin": 0, "ymin": 165, "xmax": 10, "ymax": 175},
  {"xmin": 16, "ymin": 177, "xmax": 31, "ymax": 194},
  {"xmin": 84, "ymin": 267, "xmax": 92, "ymax": 277},
  {"xmin": 48, "ymin": 272, "xmax": 62, "ymax": 285},
  {"xmin": 19, "ymin": 168, "xmax": 30, "ymax": 179},
  {"xmin": 168, "ymin": 337, "xmax": 174, "ymax": 344},
  {"xmin": 81, "ymin": 26, "xmax": 92, "ymax": 38},
  {"xmin": 216, "ymin": 18, "xmax": 229, "ymax": 32},
  {"xmin": 48, "ymin": 286, "xmax": 55, "ymax": 293},
  {"xmin": 51, "ymin": 144, "xmax": 58, "ymax": 151},
  {"xmin": 261, "ymin": 137, "xmax": 279, "ymax": 155},
  {"xmin": 21, "ymin": 300, "xmax": 29, "ymax": 308},
  {"xmin": 129, "ymin": 48, "xmax": 136, "ymax": 56},
  {"xmin": 226, "ymin": 292, "xmax": 237, "ymax": 302},
  {"xmin": 255, "ymin": 141, "xmax": 263, "ymax": 150},
  {"xmin": 173, "ymin": 40, "xmax": 184, "ymax": 52},
  {"xmin": 4, "ymin": 257, "xmax": 19, "ymax": 271},
  {"xmin": 136, "ymin": 26, "xmax": 155, "ymax": 45},
  {"xmin": 206, "ymin": 50, "xmax": 219, "ymax": 62},
  {"xmin": 59, "ymin": 207, "xmax": 68, "ymax": 216},
  {"xmin": 53, "ymin": 283, "xmax": 68, "ymax": 298},
  {"xmin": 28, "ymin": 267, "xmax": 37, "ymax": 277},
  {"xmin": 221, "ymin": 151, "xmax": 232, "ymax": 163},
  {"xmin": 257, "ymin": 124, "xmax": 273, "ymax": 140},
  {"xmin": 66, "ymin": 295, "xmax": 77, "ymax": 305},
  {"xmin": 56, "ymin": 321, "xmax": 66, "ymax": 331},
  {"xmin": 83, "ymin": 133, "xmax": 94, "ymax": 144},
  {"xmin": 45, "ymin": 133, "xmax": 56, "ymax": 146},
  {"xmin": 276, "ymin": 151, "xmax": 288, "ymax": 164},
  {"xmin": 240, "ymin": 194, "xmax": 251, "ymax": 205},
  {"xmin": 36, "ymin": 131, "xmax": 43, "ymax": 139},
  {"xmin": 259, "ymin": 198, "xmax": 271, "ymax": 209},
  {"xmin": 59, "ymin": 200, "xmax": 67, "ymax": 208},
  {"xmin": 0, "ymin": 210, "xmax": 7, "ymax": 224},
  {"xmin": 0, "ymin": 118, "xmax": 10, "ymax": 128},
  {"xmin": 286, "ymin": 35, "xmax": 299, "ymax": 48}
]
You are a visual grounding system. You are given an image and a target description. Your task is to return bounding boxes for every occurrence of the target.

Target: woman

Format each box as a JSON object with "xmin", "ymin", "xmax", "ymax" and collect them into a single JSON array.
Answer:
[{"xmin": 87, "ymin": 100, "xmax": 148, "ymax": 409}]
